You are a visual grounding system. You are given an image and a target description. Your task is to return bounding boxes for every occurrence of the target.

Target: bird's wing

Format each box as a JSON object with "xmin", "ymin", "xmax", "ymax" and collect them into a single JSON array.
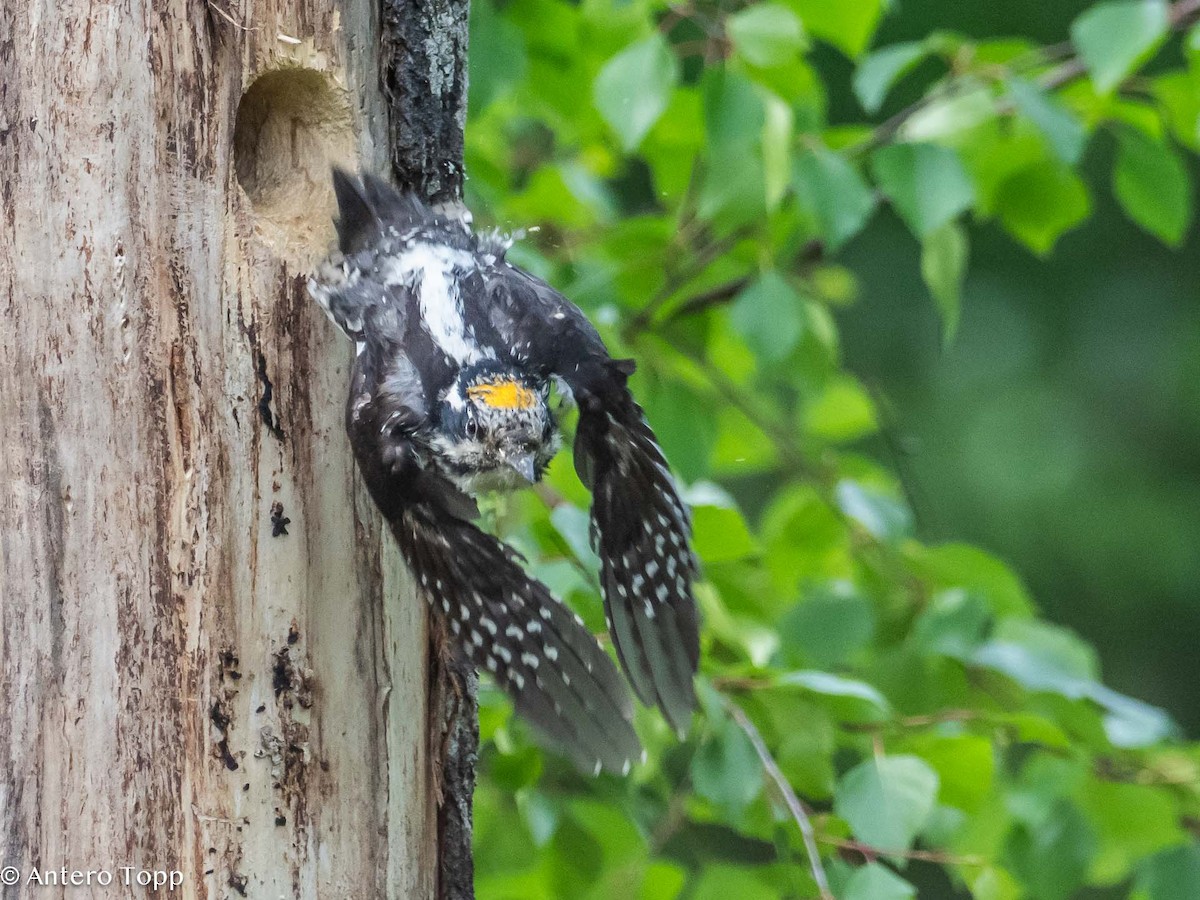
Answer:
[
  {"xmin": 346, "ymin": 352, "xmax": 642, "ymax": 775},
  {"xmin": 488, "ymin": 265, "xmax": 701, "ymax": 735}
]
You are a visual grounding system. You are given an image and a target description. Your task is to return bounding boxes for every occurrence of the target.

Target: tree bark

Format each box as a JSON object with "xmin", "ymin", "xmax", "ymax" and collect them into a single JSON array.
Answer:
[{"xmin": 0, "ymin": 0, "xmax": 457, "ymax": 896}]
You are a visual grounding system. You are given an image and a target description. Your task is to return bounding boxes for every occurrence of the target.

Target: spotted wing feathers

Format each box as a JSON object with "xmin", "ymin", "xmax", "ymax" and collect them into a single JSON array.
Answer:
[
  {"xmin": 397, "ymin": 501, "xmax": 642, "ymax": 774},
  {"xmin": 576, "ymin": 396, "xmax": 701, "ymax": 735},
  {"xmin": 486, "ymin": 266, "xmax": 703, "ymax": 735}
]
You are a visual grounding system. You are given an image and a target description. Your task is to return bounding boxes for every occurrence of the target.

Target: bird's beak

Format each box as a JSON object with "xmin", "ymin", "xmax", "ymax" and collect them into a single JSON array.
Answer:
[{"xmin": 505, "ymin": 452, "xmax": 539, "ymax": 484}]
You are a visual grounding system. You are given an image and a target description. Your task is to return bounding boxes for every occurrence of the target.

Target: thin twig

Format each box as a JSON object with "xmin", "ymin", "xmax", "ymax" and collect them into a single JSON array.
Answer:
[
  {"xmin": 1039, "ymin": 58, "xmax": 1088, "ymax": 92},
  {"xmin": 661, "ymin": 276, "xmax": 751, "ymax": 323},
  {"xmin": 723, "ymin": 697, "xmax": 835, "ymax": 900},
  {"xmin": 839, "ymin": 709, "xmax": 985, "ymax": 734},
  {"xmin": 851, "ymin": 80, "xmax": 958, "ymax": 156},
  {"xmin": 624, "ymin": 224, "xmax": 752, "ymax": 337},
  {"xmin": 823, "ymin": 837, "xmax": 985, "ymax": 866}
]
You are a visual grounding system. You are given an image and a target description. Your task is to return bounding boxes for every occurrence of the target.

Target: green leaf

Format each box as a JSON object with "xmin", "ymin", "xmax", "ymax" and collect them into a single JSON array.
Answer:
[
  {"xmin": 835, "ymin": 479, "xmax": 912, "ymax": 541},
  {"xmin": 1006, "ymin": 76, "xmax": 1088, "ymax": 164},
  {"xmin": 843, "ymin": 863, "xmax": 915, "ymax": 900},
  {"xmin": 762, "ymin": 93, "xmax": 794, "ymax": 209},
  {"xmin": 770, "ymin": 699, "xmax": 837, "ymax": 799},
  {"xmin": 835, "ymin": 755, "xmax": 940, "ymax": 851},
  {"xmin": 971, "ymin": 867, "xmax": 1022, "ymax": 900},
  {"xmin": 911, "ymin": 589, "xmax": 991, "ymax": 658},
  {"xmin": 516, "ymin": 790, "xmax": 559, "ymax": 847},
  {"xmin": 594, "ymin": 35, "xmax": 680, "ymax": 151},
  {"xmin": 1080, "ymin": 780, "xmax": 1183, "ymax": 883},
  {"xmin": 854, "ymin": 42, "xmax": 927, "ymax": 114},
  {"xmin": 507, "ymin": 166, "xmax": 599, "ymax": 228},
  {"xmin": 641, "ymin": 87, "xmax": 706, "ymax": 199},
  {"xmin": 691, "ymin": 715, "xmax": 765, "ymax": 817},
  {"xmin": 1093, "ymin": 685, "xmax": 1176, "ymax": 748},
  {"xmin": 993, "ymin": 161, "xmax": 1091, "ymax": 254},
  {"xmin": 640, "ymin": 862, "xmax": 686, "ymax": 900},
  {"xmin": 1137, "ymin": 843, "xmax": 1200, "ymax": 900},
  {"xmin": 698, "ymin": 144, "xmax": 768, "ymax": 228},
  {"xmin": 570, "ymin": 798, "xmax": 647, "ymax": 863},
  {"xmin": 900, "ymin": 82, "xmax": 996, "ymax": 142},
  {"xmin": 727, "ymin": 4, "xmax": 807, "ymax": 68},
  {"xmin": 728, "ymin": 272, "xmax": 805, "ymax": 363},
  {"xmin": 761, "ymin": 485, "xmax": 851, "ymax": 592},
  {"xmin": 775, "ymin": 670, "xmax": 891, "ymax": 721},
  {"xmin": 699, "ymin": 73, "xmax": 769, "ymax": 226},
  {"xmin": 909, "ymin": 734, "xmax": 995, "ymax": 813},
  {"xmin": 642, "ymin": 379, "xmax": 716, "ymax": 483},
  {"xmin": 804, "ymin": 375, "xmax": 879, "ymax": 442},
  {"xmin": 697, "ymin": 584, "xmax": 780, "ymax": 666},
  {"xmin": 1153, "ymin": 69, "xmax": 1200, "ymax": 152},
  {"xmin": 688, "ymin": 484, "xmax": 760, "ymax": 562},
  {"xmin": 793, "ymin": 147, "xmax": 877, "ymax": 250},
  {"xmin": 779, "ymin": 582, "xmax": 876, "ymax": 666},
  {"xmin": 1010, "ymin": 753, "xmax": 1087, "ymax": 824},
  {"xmin": 871, "ymin": 143, "xmax": 975, "ymax": 238},
  {"xmin": 704, "ymin": 69, "xmax": 765, "ymax": 150},
  {"xmin": 971, "ymin": 619, "xmax": 1097, "ymax": 693},
  {"xmin": 547, "ymin": 815, "xmax": 604, "ymax": 894},
  {"xmin": 1005, "ymin": 800, "xmax": 1096, "ymax": 900},
  {"xmin": 692, "ymin": 505, "xmax": 758, "ymax": 563},
  {"xmin": 971, "ymin": 620, "xmax": 1177, "ymax": 747},
  {"xmin": 785, "ymin": 0, "xmax": 887, "ymax": 58},
  {"xmin": 920, "ymin": 220, "xmax": 968, "ymax": 344},
  {"xmin": 906, "ymin": 543, "xmax": 1034, "ymax": 617},
  {"xmin": 1071, "ymin": 0, "xmax": 1169, "ymax": 94},
  {"xmin": 549, "ymin": 504, "xmax": 598, "ymax": 569},
  {"xmin": 690, "ymin": 866, "xmax": 778, "ymax": 900},
  {"xmin": 1113, "ymin": 127, "xmax": 1193, "ymax": 246}
]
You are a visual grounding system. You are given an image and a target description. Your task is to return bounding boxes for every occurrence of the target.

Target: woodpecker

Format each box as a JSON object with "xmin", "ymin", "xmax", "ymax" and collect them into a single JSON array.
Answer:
[{"xmin": 309, "ymin": 170, "xmax": 700, "ymax": 774}]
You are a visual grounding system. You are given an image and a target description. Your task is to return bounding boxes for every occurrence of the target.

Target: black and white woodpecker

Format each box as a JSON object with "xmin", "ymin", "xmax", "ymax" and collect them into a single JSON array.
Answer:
[{"xmin": 309, "ymin": 171, "xmax": 700, "ymax": 775}]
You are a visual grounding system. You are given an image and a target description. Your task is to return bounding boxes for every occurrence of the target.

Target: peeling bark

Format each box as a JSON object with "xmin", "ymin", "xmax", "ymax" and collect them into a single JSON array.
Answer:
[{"xmin": 0, "ymin": 0, "xmax": 449, "ymax": 896}]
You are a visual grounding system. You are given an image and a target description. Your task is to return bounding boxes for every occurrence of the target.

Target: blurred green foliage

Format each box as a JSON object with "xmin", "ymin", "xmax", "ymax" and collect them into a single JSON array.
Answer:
[{"xmin": 463, "ymin": 0, "xmax": 1200, "ymax": 896}]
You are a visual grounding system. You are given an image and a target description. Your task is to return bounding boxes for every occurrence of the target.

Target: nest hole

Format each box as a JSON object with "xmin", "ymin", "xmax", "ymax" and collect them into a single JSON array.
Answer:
[{"xmin": 234, "ymin": 68, "xmax": 354, "ymax": 258}]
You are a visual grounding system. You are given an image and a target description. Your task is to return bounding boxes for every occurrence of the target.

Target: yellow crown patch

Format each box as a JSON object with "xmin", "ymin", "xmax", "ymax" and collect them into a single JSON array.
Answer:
[{"xmin": 467, "ymin": 379, "xmax": 538, "ymax": 410}]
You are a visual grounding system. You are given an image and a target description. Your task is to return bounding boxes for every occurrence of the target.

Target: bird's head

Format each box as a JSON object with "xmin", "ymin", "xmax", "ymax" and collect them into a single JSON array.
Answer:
[{"xmin": 433, "ymin": 362, "xmax": 558, "ymax": 491}]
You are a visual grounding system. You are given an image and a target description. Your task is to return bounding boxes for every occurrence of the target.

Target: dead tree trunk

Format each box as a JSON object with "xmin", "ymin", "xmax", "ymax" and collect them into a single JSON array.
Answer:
[{"xmin": 0, "ymin": 0, "xmax": 467, "ymax": 896}]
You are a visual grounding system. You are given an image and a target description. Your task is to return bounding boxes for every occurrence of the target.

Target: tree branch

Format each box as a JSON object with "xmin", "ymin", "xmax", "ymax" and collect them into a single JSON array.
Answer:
[{"xmin": 723, "ymin": 697, "xmax": 835, "ymax": 900}]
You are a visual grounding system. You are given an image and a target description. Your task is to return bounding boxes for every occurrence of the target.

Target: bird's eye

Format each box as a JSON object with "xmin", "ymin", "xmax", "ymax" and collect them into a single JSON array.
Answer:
[{"xmin": 466, "ymin": 416, "xmax": 478, "ymax": 438}]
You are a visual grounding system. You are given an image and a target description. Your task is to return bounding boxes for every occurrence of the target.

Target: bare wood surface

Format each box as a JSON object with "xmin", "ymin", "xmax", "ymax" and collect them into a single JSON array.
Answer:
[{"xmin": 0, "ymin": 0, "xmax": 437, "ymax": 896}]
